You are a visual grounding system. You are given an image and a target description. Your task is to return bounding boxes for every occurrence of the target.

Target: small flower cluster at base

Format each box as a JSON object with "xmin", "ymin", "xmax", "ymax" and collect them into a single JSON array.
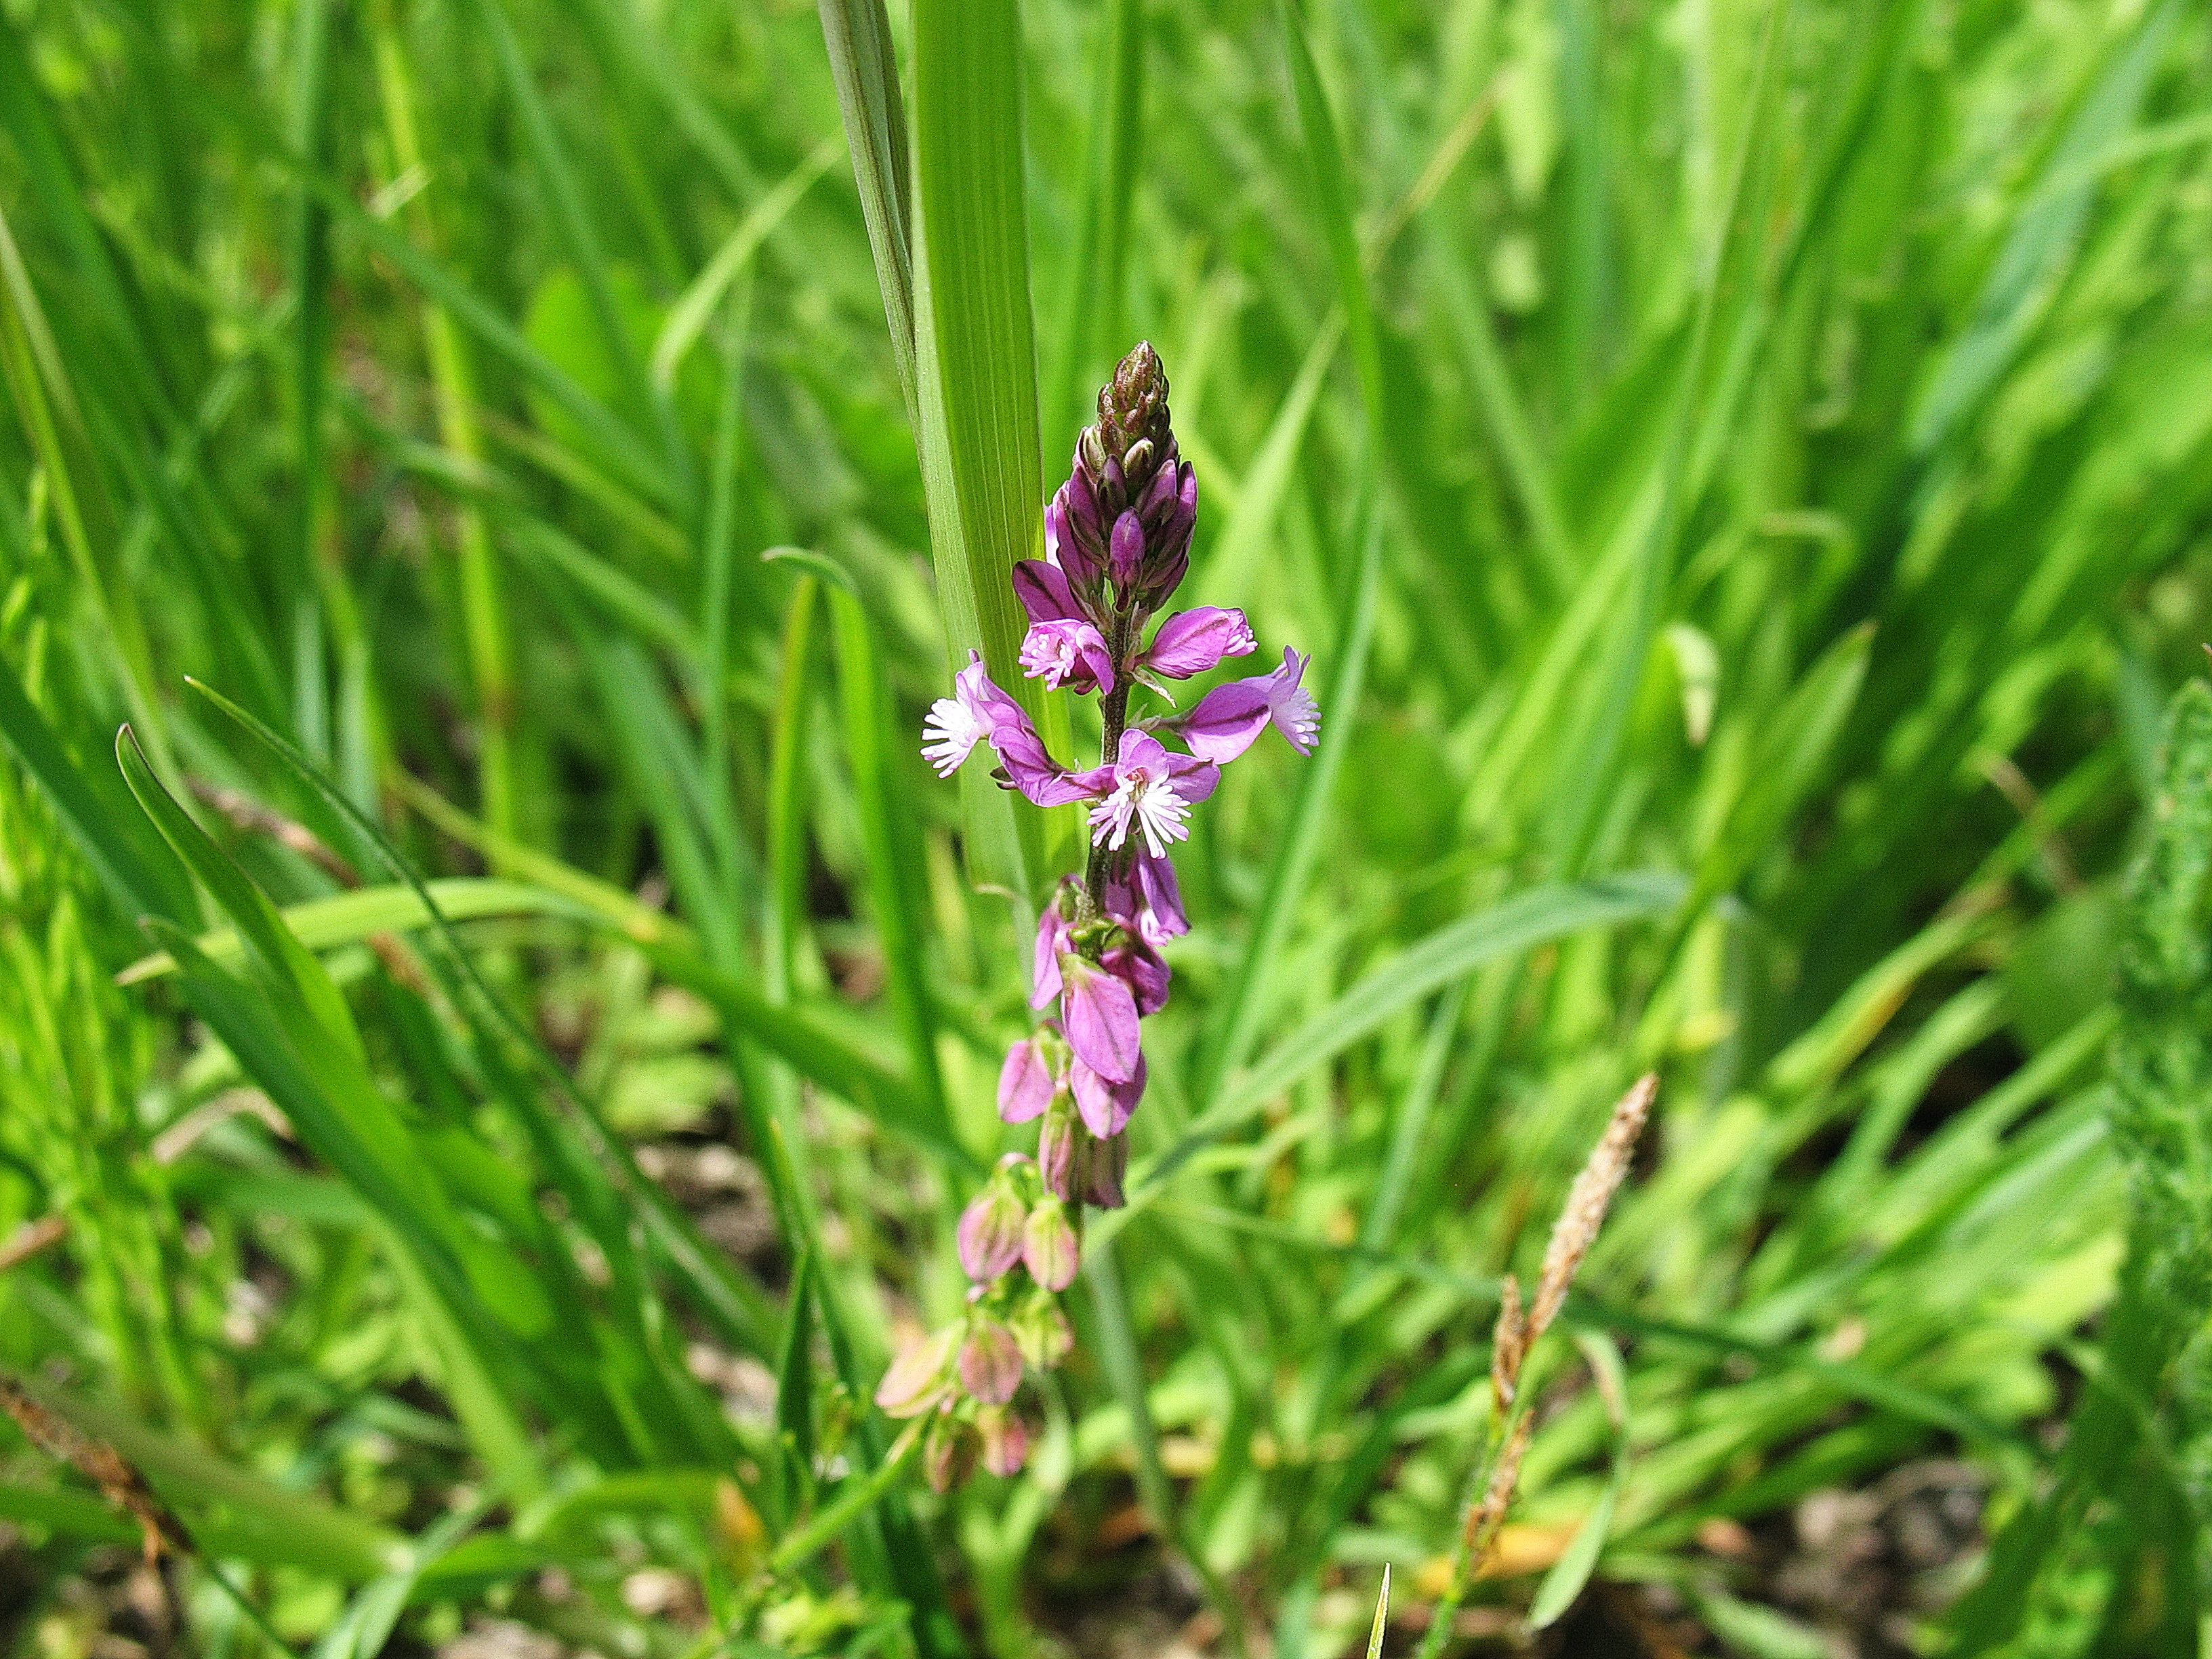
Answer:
[
  {"xmin": 872, "ymin": 1153, "xmax": 1075, "ymax": 1488},
  {"xmin": 890, "ymin": 342, "xmax": 1318, "ymax": 1492}
]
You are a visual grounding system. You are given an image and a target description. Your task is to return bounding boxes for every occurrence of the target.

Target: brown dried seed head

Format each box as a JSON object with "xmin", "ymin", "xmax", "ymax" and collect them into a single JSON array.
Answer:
[
  {"xmin": 1527, "ymin": 1073, "xmax": 1657, "ymax": 1341},
  {"xmin": 1489, "ymin": 1273, "xmax": 1525, "ymax": 1413},
  {"xmin": 1463, "ymin": 1406, "xmax": 1538, "ymax": 1563}
]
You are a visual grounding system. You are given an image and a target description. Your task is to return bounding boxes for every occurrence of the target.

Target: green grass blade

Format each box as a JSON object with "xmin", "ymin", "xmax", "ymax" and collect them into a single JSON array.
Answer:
[
  {"xmin": 12, "ymin": 1379, "xmax": 404, "ymax": 1581},
  {"xmin": 1042, "ymin": 0, "xmax": 1146, "ymax": 439},
  {"xmin": 1909, "ymin": 0, "xmax": 2178, "ymax": 457},
  {"xmin": 830, "ymin": 585, "xmax": 950, "ymax": 1132},
  {"xmin": 774, "ymin": 1248, "xmax": 819, "ymax": 1523},
  {"xmin": 0, "ymin": 657, "xmax": 192, "ymax": 924},
  {"xmin": 1132, "ymin": 874, "xmax": 1683, "ymax": 1208},
  {"xmin": 457, "ymin": 0, "xmax": 693, "ymax": 510},
  {"xmin": 766, "ymin": 575, "xmax": 821, "ymax": 1003},
  {"xmin": 114, "ymin": 877, "xmax": 583, "ymax": 985},
  {"xmin": 1528, "ymin": 1330, "xmax": 1631, "ymax": 1628},
  {"xmin": 909, "ymin": 0, "xmax": 1065, "ymax": 899}
]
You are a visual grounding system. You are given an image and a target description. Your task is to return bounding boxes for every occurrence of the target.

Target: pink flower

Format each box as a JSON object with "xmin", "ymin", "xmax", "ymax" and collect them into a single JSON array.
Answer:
[
  {"xmin": 1139, "ymin": 607, "xmax": 1255, "ymax": 680},
  {"xmin": 1102, "ymin": 930, "xmax": 1170, "ymax": 1017},
  {"xmin": 1021, "ymin": 1196, "xmax": 1080, "ymax": 1291},
  {"xmin": 920, "ymin": 651, "xmax": 1105, "ymax": 808},
  {"xmin": 1175, "ymin": 647, "xmax": 1319, "ymax": 762},
  {"xmin": 1020, "ymin": 617, "xmax": 1117, "ymax": 694},
  {"xmin": 1031, "ymin": 884, "xmax": 1080, "ymax": 1010},
  {"xmin": 1108, "ymin": 510, "xmax": 1146, "ymax": 586},
  {"xmin": 1086, "ymin": 1130, "xmax": 1128, "ymax": 1210},
  {"xmin": 1098, "ymin": 847, "xmax": 1188, "ymax": 946},
  {"xmin": 875, "ymin": 1325, "xmax": 959, "ymax": 1418},
  {"xmin": 1130, "ymin": 848, "xmax": 1189, "ymax": 940},
  {"xmin": 1071, "ymin": 730, "xmax": 1219, "ymax": 857},
  {"xmin": 920, "ymin": 651, "xmax": 1000, "ymax": 777}
]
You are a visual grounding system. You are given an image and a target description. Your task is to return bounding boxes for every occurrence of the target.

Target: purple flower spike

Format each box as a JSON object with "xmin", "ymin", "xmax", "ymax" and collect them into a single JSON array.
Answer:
[
  {"xmin": 998, "ymin": 1038, "xmax": 1057, "ymax": 1123},
  {"xmin": 1080, "ymin": 730, "xmax": 1220, "ymax": 857},
  {"xmin": 1141, "ymin": 607, "xmax": 1256, "ymax": 680},
  {"xmin": 1071, "ymin": 1048, "xmax": 1147, "ymax": 1137},
  {"xmin": 959, "ymin": 1318, "xmax": 1023, "ymax": 1406},
  {"xmin": 1020, "ymin": 618, "xmax": 1117, "ymax": 694},
  {"xmin": 1176, "ymin": 647, "xmax": 1321, "ymax": 762},
  {"xmin": 1059, "ymin": 954, "xmax": 1142, "ymax": 1082}
]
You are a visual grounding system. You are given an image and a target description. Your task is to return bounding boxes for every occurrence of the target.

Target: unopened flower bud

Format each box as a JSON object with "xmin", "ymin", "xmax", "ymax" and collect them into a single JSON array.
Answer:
[
  {"xmin": 922, "ymin": 1411, "xmax": 978, "ymax": 1493},
  {"xmin": 976, "ymin": 1406, "xmax": 1031, "ymax": 1479},
  {"xmin": 1021, "ymin": 1195, "xmax": 1080, "ymax": 1291},
  {"xmin": 874, "ymin": 1325, "xmax": 960, "ymax": 1418},
  {"xmin": 1086, "ymin": 1128, "xmax": 1129, "ymax": 1210},
  {"xmin": 956, "ymin": 1174, "xmax": 1028, "ymax": 1283},
  {"xmin": 958, "ymin": 1317, "xmax": 1024, "ymax": 1406},
  {"xmin": 1095, "ymin": 342, "xmax": 1174, "ymax": 490},
  {"xmin": 1109, "ymin": 511, "xmax": 1145, "ymax": 586},
  {"xmin": 1038, "ymin": 1094, "xmax": 1080, "ymax": 1202},
  {"xmin": 1010, "ymin": 1288, "xmax": 1075, "ymax": 1370}
]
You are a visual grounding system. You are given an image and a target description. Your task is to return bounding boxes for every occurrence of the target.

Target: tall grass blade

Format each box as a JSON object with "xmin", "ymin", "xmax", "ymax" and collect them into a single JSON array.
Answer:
[{"xmin": 907, "ymin": 0, "xmax": 1067, "ymax": 899}]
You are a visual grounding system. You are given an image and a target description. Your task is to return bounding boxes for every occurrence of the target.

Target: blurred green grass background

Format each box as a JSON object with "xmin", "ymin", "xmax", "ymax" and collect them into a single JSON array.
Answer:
[{"xmin": 1, "ymin": 0, "xmax": 2211, "ymax": 1654}]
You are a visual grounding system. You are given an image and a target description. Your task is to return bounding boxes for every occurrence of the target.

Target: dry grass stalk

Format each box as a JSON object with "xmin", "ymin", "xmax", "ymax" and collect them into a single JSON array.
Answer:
[
  {"xmin": 0, "ymin": 1214, "xmax": 67, "ymax": 1271},
  {"xmin": 184, "ymin": 775, "xmax": 432, "ymax": 995},
  {"xmin": 1462, "ymin": 1405, "xmax": 1538, "ymax": 1559},
  {"xmin": 1527, "ymin": 1072, "xmax": 1656, "ymax": 1339},
  {"xmin": 187, "ymin": 777, "xmax": 363, "ymax": 887},
  {"xmin": 1414, "ymin": 1073, "xmax": 1658, "ymax": 1659},
  {"xmin": 1490, "ymin": 1271, "xmax": 1525, "ymax": 1412},
  {"xmin": 0, "ymin": 1372, "xmax": 188, "ymax": 1569}
]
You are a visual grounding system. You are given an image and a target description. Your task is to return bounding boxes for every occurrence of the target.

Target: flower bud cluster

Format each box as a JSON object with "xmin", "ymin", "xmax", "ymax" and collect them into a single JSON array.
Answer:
[
  {"xmin": 895, "ymin": 343, "xmax": 1319, "ymax": 1490},
  {"xmin": 873, "ymin": 1153, "xmax": 1076, "ymax": 1487}
]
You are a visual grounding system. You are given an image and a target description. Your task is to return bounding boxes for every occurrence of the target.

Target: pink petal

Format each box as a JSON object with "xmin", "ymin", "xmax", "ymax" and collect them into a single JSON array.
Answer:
[
  {"xmin": 1162, "ymin": 752, "xmax": 1221, "ymax": 804},
  {"xmin": 1012, "ymin": 558, "xmax": 1080, "ymax": 623},
  {"xmin": 1132, "ymin": 849, "xmax": 1188, "ymax": 939},
  {"xmin": 1141, "ymin": 607, "xmax": 1256, "ymax": 679},
  {"xmin": 1176, "ymin": 679, "xmax": 1274, "ymax": 763},
  {"xmin": 1060, "ymin": 956, "xmax": 1142, "ymax": 1082},
  {"xmin": 1070, "ymin": 1048, "xmax": 1147, "ymax": 1136},
  {"xmin": 998, "ymin": 1038, "xmax": 1056, "ymax": 1122}
]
